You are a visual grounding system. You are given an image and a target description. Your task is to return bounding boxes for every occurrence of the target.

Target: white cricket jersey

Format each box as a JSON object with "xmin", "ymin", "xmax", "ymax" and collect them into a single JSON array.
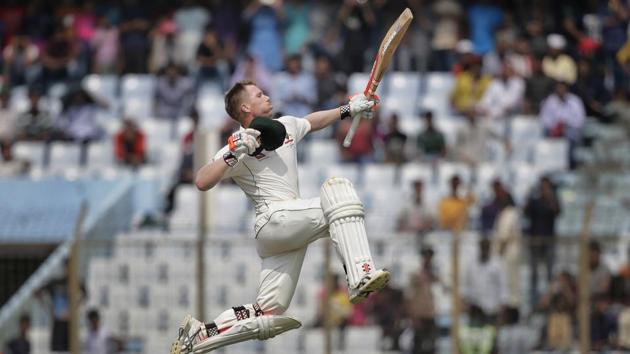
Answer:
[{"xmin": 213, "ymin": 116, "xmax": 311, "ymax": 214}]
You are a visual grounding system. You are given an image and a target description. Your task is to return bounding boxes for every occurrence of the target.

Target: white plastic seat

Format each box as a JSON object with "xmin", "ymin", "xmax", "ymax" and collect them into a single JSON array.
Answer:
[
  {"xmin": 49, "ymin": 142, "xmax": 81, "ymax": 167},
  {"xmin": 298, "ymin": 164, "xmax": 321, "ymax": 197},
  {"xmin": 306, "ymin": 140, "xmax": 339, "ymax": 164},
  {"xmin": 121, "ymin": 74, "xmax": 156, "ymax": 98},
  {"xmin": 400, "ymin": 163, "xmax": 434, "ymax": 191},
  {"xmin": 13, "ymin": 141, "xmax": 46, "ymax": 167},
  {"xmin": 534, "ymin": 138, "xmax": 569, "ymax": 172},
  {"xmin": 211, "ymin": 186, "xmax": 250, "ymax": 232},
  {"xmin": 83, "ymin": 74, "xmax": 119, "ymax": 105},
  {"xmin": 322, "ymin": 163, "xmax": 360, "ymax": 185},
  {"xmin": 363, "ymin": 163, "xmax": 397, "ymax": 189},
  {"xmin": 347, "ymin": 72, "xmax": 385, "ymax": 96},
  {"xmin": 88, "ymin": 141, "xmax": 113, "ymax": 167}
]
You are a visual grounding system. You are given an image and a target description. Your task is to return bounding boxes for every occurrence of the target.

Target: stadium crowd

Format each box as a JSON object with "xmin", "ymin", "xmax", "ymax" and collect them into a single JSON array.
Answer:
[{"xmin": 1, "ymin": 0, "xmax": 630, "ymax": 353}]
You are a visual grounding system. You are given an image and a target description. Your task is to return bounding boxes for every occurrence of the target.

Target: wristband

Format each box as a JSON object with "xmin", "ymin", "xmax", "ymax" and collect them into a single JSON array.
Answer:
[
  {"xmin": 223, "ymin": 151, "xmax": 238, "ymax": 167},
  {"xmin": 340, "ymin": 104, "xmax": 351, "ymax": 119}
]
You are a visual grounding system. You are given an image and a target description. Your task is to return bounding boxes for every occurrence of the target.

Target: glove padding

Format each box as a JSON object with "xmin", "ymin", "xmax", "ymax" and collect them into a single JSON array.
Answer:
[
  {"xmin": 228, "ymin": 128, "xmax": 261, "ymax": 159},
  {"xmin": 349, "ymin": 93, "xmax": 379, "ymax": 119}
]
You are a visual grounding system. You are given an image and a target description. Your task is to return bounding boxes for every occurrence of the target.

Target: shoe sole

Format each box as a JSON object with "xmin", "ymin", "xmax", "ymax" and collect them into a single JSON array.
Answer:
[{"xmin": 350, "ymin": 270, "xmax": 390, "ymax": 304}]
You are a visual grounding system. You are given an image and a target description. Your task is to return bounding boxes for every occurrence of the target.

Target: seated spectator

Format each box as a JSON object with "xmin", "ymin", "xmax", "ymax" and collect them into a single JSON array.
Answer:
[
  {"xmin": 397, "ymin": 180, "xmax": 433, "ymax": 235},
  {"xmin": 590, "ymin": 294, "xmax": 617, "ymax": 351},
  {"xmin": 450, "ymin": 58, "xmax": 492, "ymax": 116},
  {"xmin": 196, "ymin": 28, "xmax": 222, "ymax": 83},
  {"xmin": 462, "ymin": 238, "xmax": 507, "ymax": 328},
  {"xmin": 85, "ymin": 308, "xmax": 111, "ymax": 354},
  {"xmin": 0, "ymin": 141, "xmax": 30, "ymax": 177},
  {"xmin": 41, "ymin": 25, "xmax": 79, "ymax": 88},
  {"xmin": 480, "ymin": 179, "xmax": 514, "ymax": 235},
  {"xmin": 506, "ymin": 37, "xmax": 533, "ymax": 79},
  {"xmin": 154, "ymin": 64, "xmax": 195, "ymax": 138},
  {"xmin": 90, "ymin": 16, "xmax": 119, "ymax": 75},
  {"xmin": 149, "ymin": 17, "xmax": 177, "ymax": 74},
  {"xmin": 574, "ymin": 58, "xmax": 608, "ymax": 118},
  {"xmin": 407, "ymin": 246, "xmax": 438, "ymax": 354},
  {"xmin": 383, "ymin": 113, "xmax": 407, "ymax": 164},
  {"xmin": 273, "ymin": 54, "xmax": 316, "ymax": 118},
  {"xmin": 542, "ymin": 34, "xmax": 576, "ymax": 84},
  {"xmin": 589, "ymin": 241, "xmax": 611, "ymax": 297},
  {"xmin": 620, "ymin": 245, "xmax": 630, "ymax": 282},
  {"xmin": 477, "ymin": 63, "xmax": 525, "ymax": 121},
  {"xmin": 5, "ymin": 314, "xmax": 31, "ymax": 354},
  {"xmin": 453, "ymin": 114, "xmax": 504, "ymax": 167},
  {"xmin": 370, "ymin": 283, "xmax": 405, "ymax": 351},
  {"xmin": 482, "ymin": 39, "xmax": 511, "ymax": 77},
  {"xmin": 524, "ymin": 58, "xmax": 554, "ymax": 114},
  {"xmin": 416, "ymin": 111, "xmax": 446, "ymax": 160},
  {"xmin": 231, "ymin": 54, "xmax": 272, "ymax": 94},
  {"xmin": 16, "ymin": 88, "xmax": 55, "ymax": 141},
  {"xmin": 538, "ymin": 272, "xmax": 576, "ymax": 350},
  {"xmin": 429, "ymin": 0, "xmax": 463, "ymax": 72},
  {"xmin": 438, "ymin": 175, "xmax": 475, "ymax": 231},
  {"xmin": 3, "ymin": 34, "xmax": 40, "ymax": 87},
  {"xmin": 336, "ymin": 118, "xmax": 374, "ymax": 164},
  {"xmin": 539, "ymin": 81, "xmax": 586, "ymax": 168},
  {"xmin": 113, "ymin": 118, "xmax": 146, "ymax": 167}
]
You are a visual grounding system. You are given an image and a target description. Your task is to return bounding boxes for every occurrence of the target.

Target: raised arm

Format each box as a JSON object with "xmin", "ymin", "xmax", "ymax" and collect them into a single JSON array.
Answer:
[{"xmin": 305, "ymin": 94, "xmax": 376, "ymax": 132}]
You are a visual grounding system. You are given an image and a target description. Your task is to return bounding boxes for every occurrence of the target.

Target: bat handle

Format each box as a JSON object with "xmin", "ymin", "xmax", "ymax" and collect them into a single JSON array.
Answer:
[{"xmin": 342, "ymin": 115, "xmax": 361, "ymax": 148}]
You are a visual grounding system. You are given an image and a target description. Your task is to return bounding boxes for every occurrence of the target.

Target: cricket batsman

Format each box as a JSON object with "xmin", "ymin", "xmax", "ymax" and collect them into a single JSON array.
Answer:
[{"xmin": 171, "ymin": 80, "xmax": 389, "ymax": 354}]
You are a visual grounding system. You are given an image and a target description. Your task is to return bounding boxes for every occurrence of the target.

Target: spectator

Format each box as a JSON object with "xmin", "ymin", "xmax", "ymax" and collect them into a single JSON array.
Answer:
[
  {"xmin": 148, "ymin": 17, "xmax": 177, "ymax": 74},
  {"xmin": 524, "ymin": 57, "xmax": 554, "ymax": 114},
  {"xmin": 41, "ymin": 24, "xmax": 79, "ymax": 88},
  {"xmin": 173, "ymin": 0, "xmax": 210, "ymax": 68},
  {"xmin": 314, "ymin": 55, "xmax": 343, "ymax": 111},
  {"xmin": 119, "ymin": 0, "xmax": 151, "ymax": 74},
  {"xmin": 338, "ymin": 0, "xmax": 375, "ymax": 74},
  {"xmin": 113, "ymin": 118, "xmax": 146, "ymax": 167},
  {"xmin": 590, "ymin": 294, "xmax": 617, "ymax": 351},
  {"xmin": 477, "ymin": 63, "xmax": 525, "ymax": 121},
  {"xmin": 370, "ymin": 283, "xmax": 405, "ymax": 351},
  {"xmin": 406, "ymin": 246, "xmax": 438, "ymax": 354},
  {"xmin": 438, "ymin": 175, "xmax": 475, "ymax": 231},
  {"xmin": 314, "ymin": 273, "xmax": 351, "ymax": 350},
  {"xmin": 480, "ymin": 179, "xmax": 514, "ymax": 235},
  {"xmin": 539, "ymin": 81, "xmax": 586, "ymax": 169},
  {"xmin": 574, "ymin": 58, "xmax": 609, "ymax": 118},
  {"xmin": 429, "ymin": 0, "xmax": 463, "ymax": 72},
  {"xmin": 383, "ymin": 113, "xmax": 407, "ymax": 164},
  {"xmin": 16, "ymin": 88, "xmax": 55, "ymax": 141},
  {"xmin": 196, "ymin": 28, "xmax": 223, "ymax": 84},
  {"xmin": 589, "ymin": 241, "xmax": 611, "ymax": 297},
  {"xmin": 525, "ymin": 18, "xmax": 548, "ymax": 59},
  {"xmin": 462, "ymin": 238, "xmax": 508, "ymax": 327},
  {"xmin": 284, "ymin": 0, "xmax": 311, "ymax": 55},
  {"xmin": 154, "ymin": 64, "xmax": 195, "ymax": 138},
  {"xmin": 336, "ymin": 118, "xmax": 374, "ymax": 164},
  {"xmin": 467, "ymin": 0, "xmax": 504, "ymax": 55},
  {"xmin": 244, "ymin": 0, "xmax": 284, "ymax": 72},
  {"xmin": 620, "ymin": 244, "xmax": 630, "ymax": 282},
  {"xmin": 85, "ymin": 309, "xmax": 109, "ymax": 354},
  {"xmin": 524, "ymin": 176, "xmax": 561, "ymax": 306},
  {"xmin": 164, "ymin": 112, "xmax": 198, "ymax": 218},
  {"xmin": 90, "ymin": 16, "xmax": 119, "ymax": 74},
  {"xmin": 453, "ymin": 114, "xmax": 504, "ymax": 167},
  {"xmin": 482, "ymin": 39, "xmax": 511, "ymax": 77},
  {"xmin": 538, "ymin": 271, "xmax": 576, "ymax": 351},
  {"xmin": 0, "ymin": 141, "xmax": 31, "ymax": 177},
  {"xmin": 598, "ymin": 0, "xmax": 629, "ymax": 91},
  {"xmin": 416, "ymin": 111, "xmax": 446, "ymax": 160},
  {"xmin": 0, "ymin": 91, "xmax": 17, "ymax": 149},
  {"xmin": 542, "ymin": 34, "xmax": 577, "ymax": 84},
  {"xmin": 3, "ymin": 34, "xmax": 40, "ymax": 87},
  {"xmin": 450, "ymin": 58, "xmax": 492, "ymax": 116},
  {"xmin": 231, "ymin": 54, "xmax": 272, "ymax": 95},
  {"xmin": 273, "ymin": 54, "xmax": 316, "ymax": 118},
  {"xmin": 397, "ymin": 180, "xmax": 433, "ymax": 235},
  {"xmin": 507, "ymin": 37, "xmax": 533, "ymax": 79},
  {"xmin": 5, "ymin": 314, "xmax": 31, "ymax": 354}
]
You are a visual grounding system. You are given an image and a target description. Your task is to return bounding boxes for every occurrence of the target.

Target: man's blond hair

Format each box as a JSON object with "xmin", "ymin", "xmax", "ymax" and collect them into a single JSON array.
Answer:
[{"xmin": 224, "ymin": 80, "xmax": 255, "ymax": 121}]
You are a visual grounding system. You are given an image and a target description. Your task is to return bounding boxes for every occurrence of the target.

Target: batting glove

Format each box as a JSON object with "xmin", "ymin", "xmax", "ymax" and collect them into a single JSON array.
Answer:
[
  {"xmin": 223, "ymin": 128, "xmax": 261, "ymax": 167},
  {"xmin": 349, "ymin": 93, "xmax": 379, "ymax": 119}
]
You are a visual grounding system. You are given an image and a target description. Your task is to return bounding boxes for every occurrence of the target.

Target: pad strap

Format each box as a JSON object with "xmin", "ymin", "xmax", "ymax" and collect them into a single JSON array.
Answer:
[
  {"xmin": 232, "ymin": 306, "xmax": 250, "ymax": 321},
  {"xmin": 205, "ymin": 322, "xmax": 219, "ymax": 337}
]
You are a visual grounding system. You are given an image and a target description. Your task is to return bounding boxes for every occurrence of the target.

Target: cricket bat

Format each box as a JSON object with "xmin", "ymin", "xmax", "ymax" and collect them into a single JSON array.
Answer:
[{"xmin": 343, "ymin": 8, "xmax": 414, "ymax": 148}]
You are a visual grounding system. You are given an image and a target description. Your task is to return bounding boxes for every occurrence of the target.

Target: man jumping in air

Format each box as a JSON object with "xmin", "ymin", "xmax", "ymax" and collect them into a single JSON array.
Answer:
[{"xmin": 171, "ymin": 80, "xmax": 389, "ymax": 354}]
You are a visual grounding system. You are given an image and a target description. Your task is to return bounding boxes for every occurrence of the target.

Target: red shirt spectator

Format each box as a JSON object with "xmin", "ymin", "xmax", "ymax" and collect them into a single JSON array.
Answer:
[{"xmin": 114, "ymin": 119, "xmax": 146, "ymax": 167}]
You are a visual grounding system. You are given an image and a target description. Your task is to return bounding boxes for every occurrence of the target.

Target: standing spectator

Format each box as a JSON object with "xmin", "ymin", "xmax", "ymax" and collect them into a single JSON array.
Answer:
[
  {"xmin": 314, "ymin": 274, "xmax": 351, "ymax": 350},
  {"xmin": 480, "ymin": 180, "xmax": 514, "ymax": 236},
  {"xmin": 524, "ymin": 58, "xmax": 554, "ymax": 114},
  {"xmin": 589, "ymin": 241, "xmax": 611, "ymax": 297},
  {"xmin": 41, "ymin": 25, "xmax": 79, "ymax": 88},
  {"xmin": 5, "ymin": 314, "xmax": 31, "ymax": 354},
  {"xmin": 148, "ymin": 17, "xmax": 177, "ymax": 74},
  {"xmin": 477, "ymin": 63, "xmax": 525, "ymax": 121},
  {"xmin": 574, "ymin": 58, "xmax": 609, "ymax": 118},
  {"xmin": 284, "ymin": 0, "xmax": 311, "ymax": 55},
  {"xmin": 539, "ymin": 81, "xmax": 586, "ymax": 169},
  {"xmin": 524, "ymin": 176, "xmax": 561, "ymax": 307},
  {"xmin": 336, "ymin": 118, "xmax": 375, "ymax": 164},
  {"xmin": 406, "ymin": 246, "xmax": 438, "ymax": 354},
  {"xmin": 273, "ymin": 54, "xmax": 316, "ymax": 118},
  {"xmin": 154, "ymin": 64, "xmax": 195, "ymax": 138},
  {"xmin": 314, "ymin": 55, "xmax": 343, "ymax": 111},
  {"xmin": 450, "ymin": 58, "xmax": 492, "ymax": 116},
  {"xmin": 338, "ymin": 0, "xmax": 375, "ymax": 74},
  {"xmin": 113, "ymin": 118, "xmax": 146, "ymax": 167},
  {"xmin": 85, "ymin": 309, "xmax": 109, "ymax": 354},
  {"xmin": 90, "ymin": 16, "xmax": 119, "ymax": 74},
  {"xmin": 173, "ymin": 0, "xmax": 210, "ymax": 68},
  {"xmin": 196, "ymin": 28, "xmax": 223, "ymax": 84},
  {"xmin": 416, "ymin": 111, "xmax": 446, "ymax": 160},
  {"xmin": 371, "ymin": 283, "xmax": 405, "ymax": 351},
  {"xmin": 429, "ymin": 0, "xmax": 462, "ymax": 71},
  {"xmin": 231, "ymin": 54, "xmax": 272, "ymax": 95},
  {"xmin": 164, "ymin": 112, "xmax": 198, "ymax": 218},
  {"xmin": 118, "ymin": 0, "xmax": 151, "ymax": 74},
  {"xmin": 3, "ymin": 34, "xmax": 40, "ymax": 87},
  {"xmin": 590, "ymin": 294, "xmax": 617, "ymax": 351},
  {"xmin": 397, "ymin": 180, "xmax": 433, "ymax": 235},
  {"xmin": 542, "ymin": 34, "xmax": 577, "ymax": 84},
  {"xmin": 383, "ymin": 113, "xmax": 407, "ymax": 164},
  {"xmin": 537, "ymin": 271, "xmax": 577, "ymax": 351},
  {"xmin": 244, "ymin": 0, "xmax": 284, "ymax": 72},
  {"xmin": 16, "ymin": 88, "xmax": 55, "ymax": 141},
  {"xmin": 453, "ymin": 114, "xmax": 503, "ymax": 167},
  {"xmin": 438, "ymin": 175, "xmax": 475, "ymax": 231},
  {"xmin": 598, "ymin": 0, "xmax": 629, "ymax": 90},
  {"xmin": 507, "ymin": 37, "xmax": 534, "ymax": 79},
  {"xmin": 462, "ymin": 238, "xmax": 508, "ymax": 327},
  {"xmin": 525, "ymin": 18, "xmax": 548, "ymax": 59},
  {"xmin": 467, "ymin": 0, "xmax": 504, "ymax": 55}
]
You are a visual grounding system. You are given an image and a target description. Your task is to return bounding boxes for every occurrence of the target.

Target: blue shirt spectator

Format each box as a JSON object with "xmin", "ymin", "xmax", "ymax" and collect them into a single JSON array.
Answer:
[
  {"xmin": 468, "ymin": 2, "xmax": 503, "ymax": 55},
  {"xmin": 244, "ymin": 2, "xmax": 284, "ymax": 72}
]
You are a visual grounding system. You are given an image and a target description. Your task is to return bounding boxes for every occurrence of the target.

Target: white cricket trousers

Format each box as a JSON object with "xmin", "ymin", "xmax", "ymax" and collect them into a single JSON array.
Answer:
[{"xmin": 209, "ymin": 198, "xmax": 329, "ymax": 330}]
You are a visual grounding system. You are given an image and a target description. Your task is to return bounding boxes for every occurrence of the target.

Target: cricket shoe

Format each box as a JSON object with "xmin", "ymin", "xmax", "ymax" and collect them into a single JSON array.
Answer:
[
  {"xmin": 170, "ymin": 315, "xmax": 210, "ymax": 354},
  {"xmin": 349, "ymin": 268, "xmax": 390, "ymax": 304}
]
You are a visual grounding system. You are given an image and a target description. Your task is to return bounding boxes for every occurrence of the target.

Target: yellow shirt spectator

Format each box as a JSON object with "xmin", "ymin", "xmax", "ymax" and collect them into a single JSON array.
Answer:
[
  {"xmin": 438, "ymin": 192, "xmax": 475, "ymax": 231},
  {"xmin": 450, "ymin": 71, "xmax": 492, "ymax": 114}
]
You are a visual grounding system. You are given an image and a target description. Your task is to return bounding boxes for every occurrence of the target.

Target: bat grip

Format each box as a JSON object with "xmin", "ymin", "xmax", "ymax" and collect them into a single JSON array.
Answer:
[{"xmin": 342, "ymin": 115, "xmax": 361, "ymax": 148}]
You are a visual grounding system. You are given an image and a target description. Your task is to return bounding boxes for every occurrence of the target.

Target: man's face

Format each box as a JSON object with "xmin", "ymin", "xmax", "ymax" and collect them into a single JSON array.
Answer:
[{"xmin": 243, "ymin": 85, "xmax": 273, "ymax": 118}]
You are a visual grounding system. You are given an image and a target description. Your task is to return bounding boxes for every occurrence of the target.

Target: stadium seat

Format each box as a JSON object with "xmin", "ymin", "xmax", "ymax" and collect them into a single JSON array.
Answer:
[
  {"xmin": 13, "ymin": 141, "xmax": 46, "ymax": 167},
  {"xmin": 363, "ymin": 163, "xmax": 397, "ymax": 189},
  {"xmin": 347, "ymin": 72, "xmax": 385, "ymax": 97},
  {"xmin": 533, "ymin": 138, "xmax": 569, "ymax": 172},
  {"xmin": 211, "ymin": 185, "xmax": 250, "ymax": 232},
  {"xmin": 83, "ymin": 74, "xmax": 119, "ymax": 106},
  {"xmin": 306, "ymin": 140, "xmax": 339, "ymax": 164},
  {"xmin": 9, "ymin": 85, "xmax": 29, "ymax": 112},
  {"xmin": 49, "ymin": 142, "xmax": 81, "ymax": 167},
  {"xmin": 196, "ymin": 90, "xmax": 226, "ymax": 128},
  {"xmin": 322, "ymin": 163, "xmax": 360, "ymax": 185},
  {"xmin": 121, "ymin": 74, "xmax": 156, "ymax": 98},
  {"xmin": 400, "ymin": 163, "xmax": 434, "ymax": 191}
]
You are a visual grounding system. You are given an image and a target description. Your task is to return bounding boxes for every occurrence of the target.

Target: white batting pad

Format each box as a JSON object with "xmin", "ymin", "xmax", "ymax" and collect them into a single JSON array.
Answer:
[{"xmin": 320, "ymin": 177, "xmax": 376, "ymax": 289}]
